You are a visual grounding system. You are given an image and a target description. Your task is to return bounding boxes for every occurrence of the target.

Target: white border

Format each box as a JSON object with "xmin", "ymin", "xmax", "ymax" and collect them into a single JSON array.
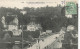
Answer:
[{"xmin": 78, "ymin": 0, "xmax": 80, "ymax": 49}]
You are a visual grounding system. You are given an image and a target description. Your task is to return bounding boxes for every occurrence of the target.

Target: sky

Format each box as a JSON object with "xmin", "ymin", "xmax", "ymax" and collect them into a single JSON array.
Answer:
[
  {"xmin": 0, "ymin": 0, "xmax": 65, "ymax": 9},
  {"xmin": 0, "ymin": 0, "xmax": 77, "ymax": 9}
]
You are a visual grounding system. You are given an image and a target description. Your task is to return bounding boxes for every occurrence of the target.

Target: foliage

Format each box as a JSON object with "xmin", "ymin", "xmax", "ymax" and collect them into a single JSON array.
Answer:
[{"xmin": 0, "ymin": 6, "xmax": 78, "ymax": 32}]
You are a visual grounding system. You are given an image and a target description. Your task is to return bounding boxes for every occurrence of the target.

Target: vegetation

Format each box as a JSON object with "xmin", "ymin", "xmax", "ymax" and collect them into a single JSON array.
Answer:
[{"xmin": 0, "ymin": 5, "xmax": 78, "ymax": 32}]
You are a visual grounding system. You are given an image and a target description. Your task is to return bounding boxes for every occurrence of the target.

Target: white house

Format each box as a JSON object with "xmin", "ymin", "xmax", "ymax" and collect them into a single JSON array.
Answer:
[
  {"xmin": 1, "ymin": 16, "xmax": 7, "ymax": 28},
  {"xmin": 12, "ymin": 29, "xmax": 22, "ymax": 36},
  {"xmin": 8, "ymin": 25, "xmax": 18, "ymax": 31},
  {"xmin": 46, "ymin": 30, "xmax": 52, "ymax": 34},
  {"xmin": 8, "ymin": 16, "xmax": 18, "ymax": 31},
  {"xmin": 27, "ymin": 22, "xmax": 41, "ymax": 31}
]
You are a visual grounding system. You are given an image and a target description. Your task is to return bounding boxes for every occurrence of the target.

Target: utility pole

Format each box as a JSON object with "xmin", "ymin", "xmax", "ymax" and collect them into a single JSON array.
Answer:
[{"xmin": 20, "ymin": 10, "xmax": 27, "ymax": 49}]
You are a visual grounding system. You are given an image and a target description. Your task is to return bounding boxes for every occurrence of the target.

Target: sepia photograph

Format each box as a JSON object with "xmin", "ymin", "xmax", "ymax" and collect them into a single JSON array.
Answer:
[{"xmin": 0, "ymin": 0, "xmax": 78, "ymax": 49}]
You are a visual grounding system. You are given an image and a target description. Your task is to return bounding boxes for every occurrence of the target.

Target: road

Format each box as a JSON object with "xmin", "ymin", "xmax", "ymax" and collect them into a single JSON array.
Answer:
[{"xmin": 26, "ymin": 32, "xmax": 64, "ymax": 49}]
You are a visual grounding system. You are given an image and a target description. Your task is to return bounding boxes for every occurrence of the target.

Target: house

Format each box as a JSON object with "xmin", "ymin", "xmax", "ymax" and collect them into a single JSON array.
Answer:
[
  {"xmin": 7, "ymin": 16, "xmax": 18, "ymax": 31},
  {"xmin": 12, "ymin": 29, "xmax": 22, "ymax": 36},
  {"xmin": 5, "ymin": 15, "xmax": 21, "ymax": 36},
  {"xmin": 27, "ymin": 22, "xmax": 42, "ymax": 31},
  {"xmin": 1, "ymin": 16, "xmax": 6, "ymax": 28},
  {"xmin": 46, "ymin": 30, "xmax": 52, "ymax": 34}
]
